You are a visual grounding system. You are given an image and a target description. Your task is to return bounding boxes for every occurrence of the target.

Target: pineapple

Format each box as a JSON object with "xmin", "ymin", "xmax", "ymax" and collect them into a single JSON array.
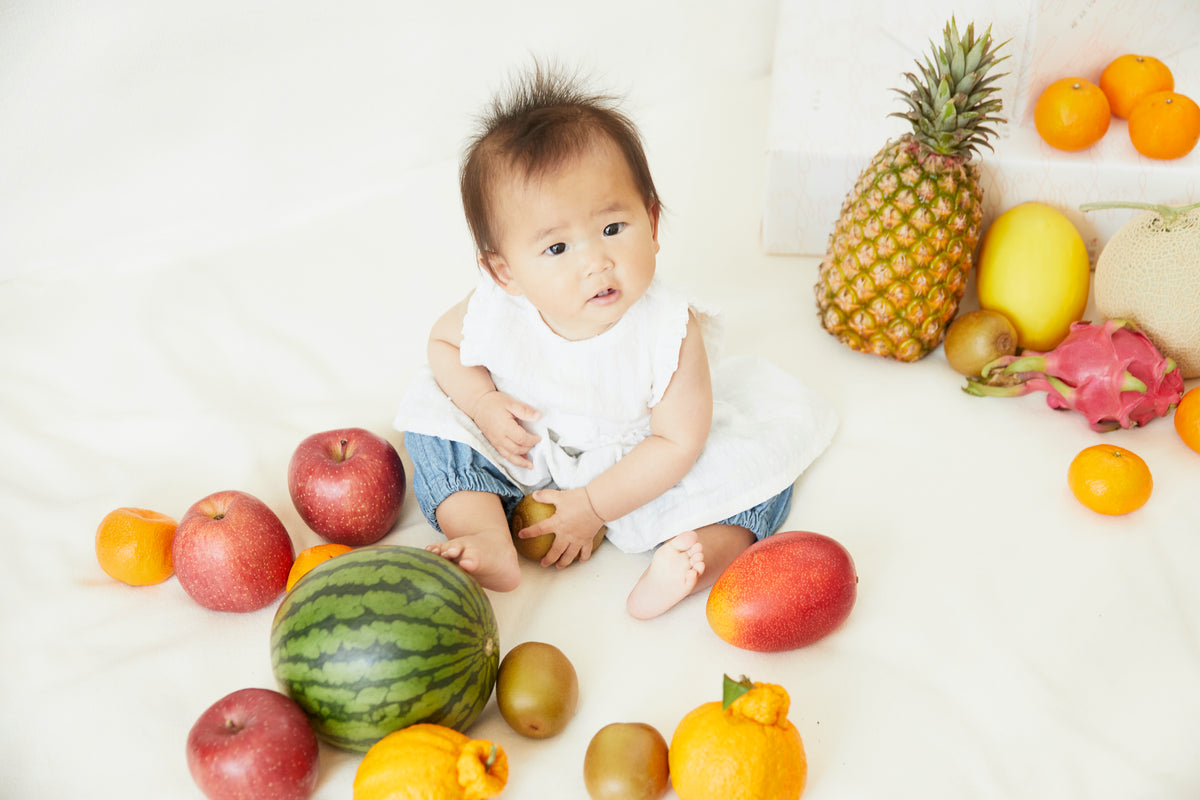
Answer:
[{"xmin": 815, "ymin": 19, "xmax": 1008, "ymax": 361}]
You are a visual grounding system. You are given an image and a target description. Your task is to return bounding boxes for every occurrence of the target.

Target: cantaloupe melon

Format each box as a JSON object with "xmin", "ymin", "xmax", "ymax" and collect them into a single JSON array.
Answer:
[{"xmin": 1085, "ymin": 201, "xmax": 1200, "ymax": 378}]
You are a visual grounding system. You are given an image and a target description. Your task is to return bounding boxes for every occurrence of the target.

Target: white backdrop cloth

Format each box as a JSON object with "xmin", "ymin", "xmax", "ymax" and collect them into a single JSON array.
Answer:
[{"xmin": 3, "ymin": 2, "xmax": 1199, "ymax": 799}]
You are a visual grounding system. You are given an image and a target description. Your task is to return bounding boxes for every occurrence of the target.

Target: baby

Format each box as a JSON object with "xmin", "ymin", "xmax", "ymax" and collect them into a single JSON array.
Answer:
[{"xmin": 395, "ymin": 66, "xmax": 835, "ymax": 619}]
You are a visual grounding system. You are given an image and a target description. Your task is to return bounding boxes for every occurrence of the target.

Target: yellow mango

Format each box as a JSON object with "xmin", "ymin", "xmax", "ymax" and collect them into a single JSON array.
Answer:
[{"xmin": 976, "ymin": 202, "xmax": 1091, "ymax": 351}]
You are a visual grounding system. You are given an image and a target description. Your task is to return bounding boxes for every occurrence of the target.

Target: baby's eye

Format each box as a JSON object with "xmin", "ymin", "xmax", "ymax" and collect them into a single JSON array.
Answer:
[
  {"xmin": 544, "ymin": 242, "xmax": 567, "ymax": 256},
  {"xmin": 603, "ymin": 222, "xmax": 625, "ymax": 237}
]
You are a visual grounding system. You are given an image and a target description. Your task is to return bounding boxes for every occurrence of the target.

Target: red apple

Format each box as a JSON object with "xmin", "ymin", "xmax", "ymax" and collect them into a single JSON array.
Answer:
[
  {"xmin": 173, "ymin": 490, "xmax": 295, "ymax": 612},
  {"xmin": 186, "ymin": 687, "xmax": 319, "ymax": 800},
  {"xmin": 287, "ymin": 427, "xmax": 406, "ymax": 546}
]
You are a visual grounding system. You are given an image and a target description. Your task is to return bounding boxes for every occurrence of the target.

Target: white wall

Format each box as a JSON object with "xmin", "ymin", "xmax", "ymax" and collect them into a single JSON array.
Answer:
[{"xmin": 0, "ymin": 0, "xmax": 779, "ymax": 282}]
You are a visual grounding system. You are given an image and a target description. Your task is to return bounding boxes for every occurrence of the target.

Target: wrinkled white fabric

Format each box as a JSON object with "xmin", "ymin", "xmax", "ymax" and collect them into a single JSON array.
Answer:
[{"xmin": 395, "ymin": 275, "xmax": 838, "ymax": 552}]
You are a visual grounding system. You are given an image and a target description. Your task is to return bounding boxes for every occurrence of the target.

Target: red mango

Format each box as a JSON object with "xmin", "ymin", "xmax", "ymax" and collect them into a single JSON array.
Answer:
[{"xmin": 707, "ymin": 530, "xmax": 857, "ymax": 652}]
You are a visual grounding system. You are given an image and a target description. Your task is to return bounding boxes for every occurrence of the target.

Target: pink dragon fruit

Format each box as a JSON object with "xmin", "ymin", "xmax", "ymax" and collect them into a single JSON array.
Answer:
[{"xmin": 963, "ymin": 319, "xmax": 1184, "ymax": 431}]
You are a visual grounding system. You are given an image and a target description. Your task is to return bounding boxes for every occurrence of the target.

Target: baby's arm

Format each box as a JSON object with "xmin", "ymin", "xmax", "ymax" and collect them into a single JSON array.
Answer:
[
  {"xmin": 522, "ymin": 312, "xmax": 713, "ymax": 564},
  {"xmin": 588, "ymin": 311, "xmax": 713, "ymax": 516},
  {"xmin": 428, "ymin": 294, "xmax": 542, "ymax": 469}
]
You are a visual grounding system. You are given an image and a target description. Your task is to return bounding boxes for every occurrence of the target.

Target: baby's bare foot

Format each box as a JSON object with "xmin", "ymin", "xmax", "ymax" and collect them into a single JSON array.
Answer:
[
  {"xmin": 427, "ymin": 530, "xmax": 521, "ymax": 592},
  {"xmin": 626, "ymin": 530, "xmax": 705, "ymax": 620}
]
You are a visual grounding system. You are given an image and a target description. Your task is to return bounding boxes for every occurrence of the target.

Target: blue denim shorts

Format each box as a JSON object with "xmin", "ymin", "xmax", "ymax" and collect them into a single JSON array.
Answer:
[{"xmin": 404, "ymin": 432, "xmax": 793, "ymax": 540}]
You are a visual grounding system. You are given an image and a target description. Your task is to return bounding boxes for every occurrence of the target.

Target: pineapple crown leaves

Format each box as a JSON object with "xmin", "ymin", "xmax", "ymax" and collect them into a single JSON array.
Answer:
[{"xmin": 889, "ymin": 18, "xmax": 1010, "ymax": 159}]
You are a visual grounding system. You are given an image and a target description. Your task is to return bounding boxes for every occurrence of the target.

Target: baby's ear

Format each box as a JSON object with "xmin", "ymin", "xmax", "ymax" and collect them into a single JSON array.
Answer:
[
  {"xmin": 651, "ymin": 203, "xmax": 662, "ymax": 248},
  {"xmin": 479, "ymin": 252, "xmax": 523, "ymax": 296}
]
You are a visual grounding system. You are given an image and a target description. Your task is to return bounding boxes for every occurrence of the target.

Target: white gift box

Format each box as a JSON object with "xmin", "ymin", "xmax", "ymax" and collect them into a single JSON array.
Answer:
[{"xmin": 763, "ymin": 0, "xmax": 1200, "ymax": 262}]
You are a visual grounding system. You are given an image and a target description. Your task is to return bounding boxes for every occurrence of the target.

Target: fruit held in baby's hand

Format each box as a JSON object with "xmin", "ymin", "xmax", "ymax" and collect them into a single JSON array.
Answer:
[
  {"xmin": 584, "ymin": 722, "xmax": 670, "ymax": 800},
  {"xmin": 707, "ymin": 530, "xmax": 857, "ymax": 651},
  {"xmin": 510, "ymin": 494, "xmax": 605, "ymax": 561},
  {"xmin": 944, "ymin": 309, "xmax": 1019, "ymax": 377},
  {"xmin": 496, "ymin": 641, "xmax": 578, "ymax": 738}
]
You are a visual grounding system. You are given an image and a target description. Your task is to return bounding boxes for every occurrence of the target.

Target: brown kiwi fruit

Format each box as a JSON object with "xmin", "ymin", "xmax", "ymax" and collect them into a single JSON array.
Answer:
[
  {"xmin": 944, "ymin": 309, "xmax": 1019, "ymax": 377},
  {"xmin": 510, "ymin": 494, "xmax": 606, "ymax": 561},
  {"xmin": 583, "ymin": 722, "xmax": 670, "ymax": 800},
  {"xmin": 496, "ymin": 641, "xmax": 579, "ymax": 739}
]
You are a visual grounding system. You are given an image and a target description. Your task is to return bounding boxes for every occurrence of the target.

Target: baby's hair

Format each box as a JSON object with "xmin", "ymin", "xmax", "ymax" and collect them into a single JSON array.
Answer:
[{"xmin": 460, "ymin": 63, "xmax": 660, "ymax": 267}]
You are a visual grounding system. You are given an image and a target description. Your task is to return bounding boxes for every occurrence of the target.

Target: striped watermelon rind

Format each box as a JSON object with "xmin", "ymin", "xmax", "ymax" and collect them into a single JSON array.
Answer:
[{"xmin": 270, "ymin": 545, "xmax": 499, "ymax": 752}]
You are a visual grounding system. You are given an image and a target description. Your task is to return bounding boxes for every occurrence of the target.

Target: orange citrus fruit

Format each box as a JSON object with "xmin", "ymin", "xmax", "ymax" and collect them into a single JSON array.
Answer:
[
  {"xmin": 669, "ymin": 677, "xmax": 806, "ymax": 800},
  {"xmin": 1034, "ymin": 77, "xmax": 1112, "ymax": 151},
  {"xmin": 1128, "ymin": 90, "xmax": 1200, "ymax": 160},
  {"xmin": 1175, "ymin": 387, "xmax": 1200, "ymax": 454},
  {"xmin": 354, "ymin": 723, "xmax": 508, "ymax": 800},
  {"xmin": 1067, "ymin": 444, "xmax": 1153, "ymax": 516},
  {"xmin": 95, "ymin": 507, "xmax": 178, "ymax": 585},
  {"xmin": 1099, "ymin": 54, "xmax": 1174, "ymax": 119},
  {"xmin": 286, "ymin": 542, "xmax": 353, "ymax": 591}
]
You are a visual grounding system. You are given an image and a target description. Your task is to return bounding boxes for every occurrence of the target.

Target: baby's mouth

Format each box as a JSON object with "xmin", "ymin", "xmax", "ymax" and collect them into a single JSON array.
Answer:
[{"xmin": 589, "ymin": 287, "xmax": 621, "ymax": 306}]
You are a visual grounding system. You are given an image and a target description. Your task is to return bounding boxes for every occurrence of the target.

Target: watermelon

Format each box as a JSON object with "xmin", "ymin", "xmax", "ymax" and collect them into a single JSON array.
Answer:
[{"xmin": 270, "ymin": 545, "xmax": 500, "ymax": 752}]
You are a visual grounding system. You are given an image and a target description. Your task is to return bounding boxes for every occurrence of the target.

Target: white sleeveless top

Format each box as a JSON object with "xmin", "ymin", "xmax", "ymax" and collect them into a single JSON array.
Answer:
[{"xmin": 394, "ymin": 275, "xmax": 837, "ymax": 553}]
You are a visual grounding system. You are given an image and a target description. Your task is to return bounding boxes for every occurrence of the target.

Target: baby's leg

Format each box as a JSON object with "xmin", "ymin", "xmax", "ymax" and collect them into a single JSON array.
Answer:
[
  {"xmin": 626, "ymin": 523, "xmax": 755, "ymax": 620},
  {"xmin": 429, "ymin": 490, "xmax": 521, "ymax": 592}
]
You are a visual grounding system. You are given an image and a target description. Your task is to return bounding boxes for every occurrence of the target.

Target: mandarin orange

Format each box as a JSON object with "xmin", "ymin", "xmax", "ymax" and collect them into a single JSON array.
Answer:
[
  {"xmin": 1100, "ymin": 54, "xmax": 1174, "ymax": 119},
  {"xmin": 1067, "ymin": 444, "xmax": 1153, "ymax": 516},
  {"xmin": 95, "ymin": 507, "xmax": 178, "ymax": 585},
  {"xmin": 1174, "ymin": 387, "xmax": 1200, "ymax": 454},
  {"xmin": 1128, "ymin": 90, "xmax": 1200, "ymax": 160},
  {"xmin": 285, "ymin": 542, "xmax": 353, "ymax": 592},
  {"xmin": 1034, "ymin": 77, "xmax": 1111, "ymax": 151}
]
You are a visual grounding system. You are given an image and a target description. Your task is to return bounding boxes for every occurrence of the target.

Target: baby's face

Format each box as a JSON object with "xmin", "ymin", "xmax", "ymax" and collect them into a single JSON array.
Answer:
[{"xmin": 484, "ymin": 138, "xmax": 659, "ymax": 341}]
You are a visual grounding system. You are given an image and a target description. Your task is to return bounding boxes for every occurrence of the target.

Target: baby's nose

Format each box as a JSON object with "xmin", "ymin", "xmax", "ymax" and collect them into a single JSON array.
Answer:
[{"xmin": 583, "ymin": 246, "xmax": 614, "ymax": 275}]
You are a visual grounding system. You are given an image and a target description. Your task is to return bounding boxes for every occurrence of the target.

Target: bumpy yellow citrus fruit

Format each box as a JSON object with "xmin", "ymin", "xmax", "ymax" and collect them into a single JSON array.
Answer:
[
  {"xmin": 669, "ymin": 677, "xmax": 806, "ymax": 800},
  {"xmin": 976, "ymin": 202, "xmax": 1091, "ymax": 351},
  {"xmin": 353, "ymin": 723, "xmax": 507, "ymax": 800}
]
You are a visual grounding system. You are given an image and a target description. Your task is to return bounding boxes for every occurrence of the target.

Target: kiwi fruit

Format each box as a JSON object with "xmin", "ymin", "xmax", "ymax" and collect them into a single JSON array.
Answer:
[
  {"xmin": 944, "ymin": 309, "xmax": 1019, "ymax": 377},
  {"xmin": 510, "ymin": 494, "xmax": 606, "ymax": 561},
  {"xmin": 496, "ymin": 641, "xmax": 578, "ymax": 739},
  {"xmin": 583, "ymin": 722, "xmax": 670, "ymax": 800}
]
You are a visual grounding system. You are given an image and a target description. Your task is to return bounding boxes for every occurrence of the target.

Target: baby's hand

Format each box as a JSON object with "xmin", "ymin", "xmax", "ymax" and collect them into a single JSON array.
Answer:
[
  {"xmin": 519, "ymin": 488, "xmax": 605, "ymax": 568},
  {"xmin": 471, "ymin": 390, "xmax": 542, "ymax": 469}
]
